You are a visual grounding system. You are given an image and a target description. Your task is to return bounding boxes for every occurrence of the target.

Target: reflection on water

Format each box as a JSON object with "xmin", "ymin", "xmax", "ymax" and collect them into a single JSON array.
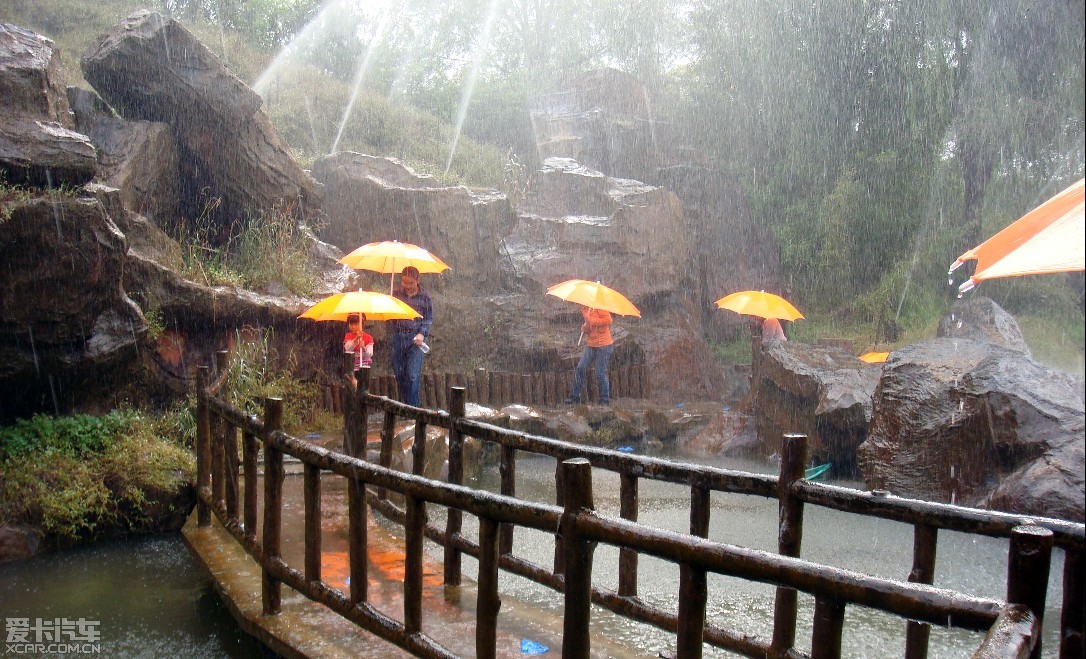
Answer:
[{"xmin": 0, "ymin": 535, "xmax": 266, "ymax": 658}]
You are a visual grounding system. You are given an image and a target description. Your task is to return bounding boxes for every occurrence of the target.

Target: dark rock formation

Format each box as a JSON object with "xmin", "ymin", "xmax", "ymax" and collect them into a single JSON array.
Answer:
[
  {"xmin": 0, "ymin": 194, "xmax": 144, "ymax": 418},
  {"xmin": 754, "ymin": 341, "xmax": 881, "ymax": 474},
  {"xmin": 0, "ymin": 23, "xmax": 96, "ymax": 187},
  {"xmin": 936, "ymin": 295, "xmax": 1032, "ymax": 355},
  {"xmin": 857, "ymin": 338, "xmax": 1084, "ymax": 522},
  {"xmin": 81, "ymin": 10, "xmax": 321, "ymax": 237}
]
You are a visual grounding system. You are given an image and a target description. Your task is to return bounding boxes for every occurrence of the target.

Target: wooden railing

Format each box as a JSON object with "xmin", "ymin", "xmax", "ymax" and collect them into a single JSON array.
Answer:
[
  {"xmin": 195, "ymin": 356, "xmax": 1085, "ymax": 659},
  {"xmin": 322, "ymin": 363, "xmax": 649, "ymax": 412}
]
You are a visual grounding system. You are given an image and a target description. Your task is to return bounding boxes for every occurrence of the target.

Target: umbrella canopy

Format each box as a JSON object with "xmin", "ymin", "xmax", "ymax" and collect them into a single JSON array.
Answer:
[
  {"xmin": 299, "ymin": 291, "xmax": 421, "ymax": 322},
  {"xmin": 950, "ymin": 178, "xmax": 1085, "ymax": 295},
  {"xmin": 858, "ymin": 351, "xmax": 889, "ymax": 364},
  {"xmin": 714, "ymin": 291, "xmax": 804, "ymax": 321},
  {"xmin": 546, "ymin": 279, "xmax": 641, "ymax": 317},
  {"xmin": 339, "ymin": 240, "xmax": 451, "ymax": 293}
]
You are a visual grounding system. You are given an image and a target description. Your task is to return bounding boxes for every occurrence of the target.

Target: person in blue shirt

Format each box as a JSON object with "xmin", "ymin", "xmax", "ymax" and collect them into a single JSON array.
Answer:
[{"xmin": 389, "ymin": 266, "xmax": 433, "ymax": 406}]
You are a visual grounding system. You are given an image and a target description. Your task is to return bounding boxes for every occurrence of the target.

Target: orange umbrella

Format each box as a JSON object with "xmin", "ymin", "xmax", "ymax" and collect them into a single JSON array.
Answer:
[
  {"xmin": 339, "ymin": 240, "xmax": 450, "ymax": 293},
  {"xmin": 714, "ymin": 291, "xmax": 804, "ymax": 321},
  {"xmin": 299, "ymin": 291, "xmax": 421, "ymax": 322},
  {"xmin": 950, "ymin": 178, "xmax": 1084, "ymax": 295},
  {"xmin": 858, "ymin": 351, "xmax": 889, "ymax": 364},
  {"xmin": 546, "ymin": 279, "xmax": 641, "ymax": 317}
]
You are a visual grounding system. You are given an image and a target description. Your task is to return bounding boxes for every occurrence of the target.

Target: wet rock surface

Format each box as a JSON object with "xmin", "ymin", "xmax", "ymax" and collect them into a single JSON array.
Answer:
[
  {"xmin": 311, "ymin": 152, "xmax": 509, "ymax": 295},
  {"xmin": 857, "ymin": 337, "xmax": 1085, "ymax": 521},
  {"xmin": 937, "ymin": 295, "xmax": 1032, "ymax": 355},
  {"xmin": 0, "ymin": 23, "xmax": 96, "ymax": 187},
  {"xmin": 81, "ymin": 10, "xmax": 321, "ymax": 234},
  {"xmin": 753, "ymin": 341, "xmax": 881, "ymax": 476}
]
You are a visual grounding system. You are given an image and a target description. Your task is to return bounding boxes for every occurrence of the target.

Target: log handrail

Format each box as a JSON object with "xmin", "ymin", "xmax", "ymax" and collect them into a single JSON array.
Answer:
[{"xmin": 195, "ymin": 358, "xmax": 1082, "ymax": 659}]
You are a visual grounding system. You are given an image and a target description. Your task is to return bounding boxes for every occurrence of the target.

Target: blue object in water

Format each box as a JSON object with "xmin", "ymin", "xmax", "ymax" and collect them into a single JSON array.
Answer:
[
  {"xmin": 722, "ymin": 406, "xmax": 731, "ymax": 411},
  {"xmin": 804, "ymin": 463, "xmax": 832, "ymax": 480},
  {"xmin": 521, "ymin": 639, "xmax": 549, "ymax": 655},
  {"xmin": 305, "ymin": 433, "xmax": 321, "ymax": 439},
  {"xmin": 675, "ymin": 402, "xmax": 685, "ymax": 407},
  {"xmin": 617, "ymin": 446, "xmax": 635, "ymax": 453}
]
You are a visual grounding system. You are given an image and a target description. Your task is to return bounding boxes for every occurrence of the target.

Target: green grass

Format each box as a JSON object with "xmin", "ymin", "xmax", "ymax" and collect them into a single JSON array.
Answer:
[{"xmin": 0, "ymin": 409, "xmax": 195, "ymax": 542}]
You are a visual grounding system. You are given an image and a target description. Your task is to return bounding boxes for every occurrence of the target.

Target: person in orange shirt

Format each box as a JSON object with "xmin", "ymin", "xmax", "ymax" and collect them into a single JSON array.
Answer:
[{"xmin": 565, "ymin": 306, "xmax": 615, "ymax": 405}]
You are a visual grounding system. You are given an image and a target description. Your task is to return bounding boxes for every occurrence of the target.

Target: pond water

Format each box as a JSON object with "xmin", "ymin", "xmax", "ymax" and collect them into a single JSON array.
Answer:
[
  {"xmin": 0, "ymin": 448, "xmax": 1067, "ymax": 658},
  {"xmin": 0, "ymin": 535, "xmax": 266, "ymax": 658},
  {"xmin": 451, "ymin": 450, "xmax": 1066, "ymax": 658}
]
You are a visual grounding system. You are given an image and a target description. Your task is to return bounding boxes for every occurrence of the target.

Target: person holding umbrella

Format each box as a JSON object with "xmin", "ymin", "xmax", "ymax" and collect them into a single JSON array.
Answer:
[
  {"xmin": 565, "ymin": 306, "xmax": 615, "ymax": 405},
  {"xmin": 546, "ymin": 279, "xmax": 640, "ymax": 406},
  {"xmin": 390, "ymin": 266, "xmax": 433, "ymax": 406}
]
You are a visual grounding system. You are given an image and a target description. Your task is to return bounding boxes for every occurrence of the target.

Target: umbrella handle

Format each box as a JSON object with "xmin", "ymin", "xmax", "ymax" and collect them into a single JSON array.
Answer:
[{"xmin": 577, "ymin": 331, "xmax": 584, "ymax": 346}]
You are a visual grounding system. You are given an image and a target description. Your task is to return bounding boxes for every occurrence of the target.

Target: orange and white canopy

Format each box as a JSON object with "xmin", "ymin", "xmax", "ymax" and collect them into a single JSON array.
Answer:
[{"xmin": 951, "ymin": 178, "xmax": 1084, "ymax": 294}]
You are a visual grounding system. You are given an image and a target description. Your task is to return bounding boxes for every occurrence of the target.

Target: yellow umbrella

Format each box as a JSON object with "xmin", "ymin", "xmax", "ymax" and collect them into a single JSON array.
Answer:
[
  {"xmin": 299, "ymin": 291, "xmax": 421, "ymax": 322},
  {"xmin": 546, "ymin": 279, "xmax": 641, "ymax": 317},
  {"xmin": 714, "ymin": 291, "xmax": 804, "ymax": 321},
  {"xmin": 950, "ymin": 178, "xmax": 1084, "ymax": 295},
  {"xmin": 339, "ymin": 240, "xmax": 451, "ymax": 293},
  {"xmin": 859, "ymin": 351, "xmax": 890, "ymax": 364}
]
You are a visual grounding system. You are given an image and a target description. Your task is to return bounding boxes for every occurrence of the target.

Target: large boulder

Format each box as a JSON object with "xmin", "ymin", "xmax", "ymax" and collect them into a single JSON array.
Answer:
[
  {"xmin": 81, "ymin": 10, "xmax": 321, "ymax": 236},
  {"xmin": 857, "ymin": 338, "xmax": 1084, "ymax": 522},
  {"xmin": 936, "ymin": 295, "xmax": 1031, "ymax": 355},
  {"xmin": 0, "ymin": 23, "xmax": 96, "ymax": 187},
  {"xmin": 310, "ymin": 152, "xmax": 509, "ymax": 294},
  {"xmin": 754, "ymin": 341, "xmax": 881, "ymax": 474},
  {"xmin": 508, "ymin": 157, "xmax": 691, "ymax": 303}
]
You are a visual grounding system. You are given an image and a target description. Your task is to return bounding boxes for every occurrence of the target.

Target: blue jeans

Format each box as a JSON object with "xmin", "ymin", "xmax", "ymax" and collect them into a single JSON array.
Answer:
[
  {"xmin": 391, "ymin": 332, "xmax": 425, "ymax": 406},
  {"xmin": 570, "ymin": 344, "xmax": 615, "ymax": 402}
]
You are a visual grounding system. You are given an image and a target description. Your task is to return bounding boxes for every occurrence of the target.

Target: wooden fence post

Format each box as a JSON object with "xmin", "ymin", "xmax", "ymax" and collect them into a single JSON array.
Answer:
[
  {"xmin": 1061, "ymin": 547, "xmax": 1084, "ymax": 659},
  {"xmin": 224, "ymin": 424, "xmax": 239, "ymax": 523},
  {"xmin": 261, "ymin": 397, "xmax": 284, "ymax": 615},
  {"xmin": 810, "ymin": 596, "xmax": 846, "ymax": 659},
  {"xmin": 905, "ymin": 524, "xmax": 938, "ymax": 659},
  {"xmin": 304, "ymin": 462, "xmax": 321, "ymax": 583},
  {"xmin": 677, "ymin": 484, "xmax": 710, "ymax": 658},
  {"xmin": 476, "ymin": 517, "xmax": 502, "ymax": 658},
  {"xmin": 196, "ymin": 366, "xmax": 211, "ymax": 527},
  {"xmin": 499, "ymin": 445, "xmax": 516, "ymax": 554},
  {"xmin": 404, "ymin": 419, "xmax": 428, "ymax": 634},
  {"xmin": 444, "ymin": 387, "xmax": 467, "ymax": 586},
  {"xmin": 618, "ymin": 472, "xmax": 639, "ymax": 597},
  {"xmin": 771, "ymin": 433, "xmax": 808, "ymax": 655},
  {"xmin": 243, "ymin": 429, "xmax": 258, "ymax": 542},
  {"xmin": 561, "ymin": 458, "xmax": 596, "ymax": 659},
  {"xmin": 1007, "ymin": 525, "xmax": 1053, "ymax": 659}
]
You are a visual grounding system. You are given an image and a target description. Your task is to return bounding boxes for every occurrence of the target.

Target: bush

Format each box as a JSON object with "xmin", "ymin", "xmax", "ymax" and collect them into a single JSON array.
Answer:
[{"xmin": 0, "ymin": 410, "xmax": 195, "ymax": 542}]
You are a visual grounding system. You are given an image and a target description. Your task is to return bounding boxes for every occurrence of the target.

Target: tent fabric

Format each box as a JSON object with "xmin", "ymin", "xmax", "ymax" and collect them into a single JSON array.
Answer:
[{"xmin": 953, "ymin": 178, "xmax": 1084, "ymax": 294}]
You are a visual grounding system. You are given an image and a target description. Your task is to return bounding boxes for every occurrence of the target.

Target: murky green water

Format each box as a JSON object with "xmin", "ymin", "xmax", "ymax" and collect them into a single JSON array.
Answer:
[{"xmin": 0, "ymin": 535, "xmax": 267, "ymax": 658}]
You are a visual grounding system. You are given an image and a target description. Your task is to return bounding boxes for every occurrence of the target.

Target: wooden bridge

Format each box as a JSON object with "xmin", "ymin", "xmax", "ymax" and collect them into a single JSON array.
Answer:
[{"xmin": 188, "ymin": 356, "xmax": 1085, "ymax": 658}]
